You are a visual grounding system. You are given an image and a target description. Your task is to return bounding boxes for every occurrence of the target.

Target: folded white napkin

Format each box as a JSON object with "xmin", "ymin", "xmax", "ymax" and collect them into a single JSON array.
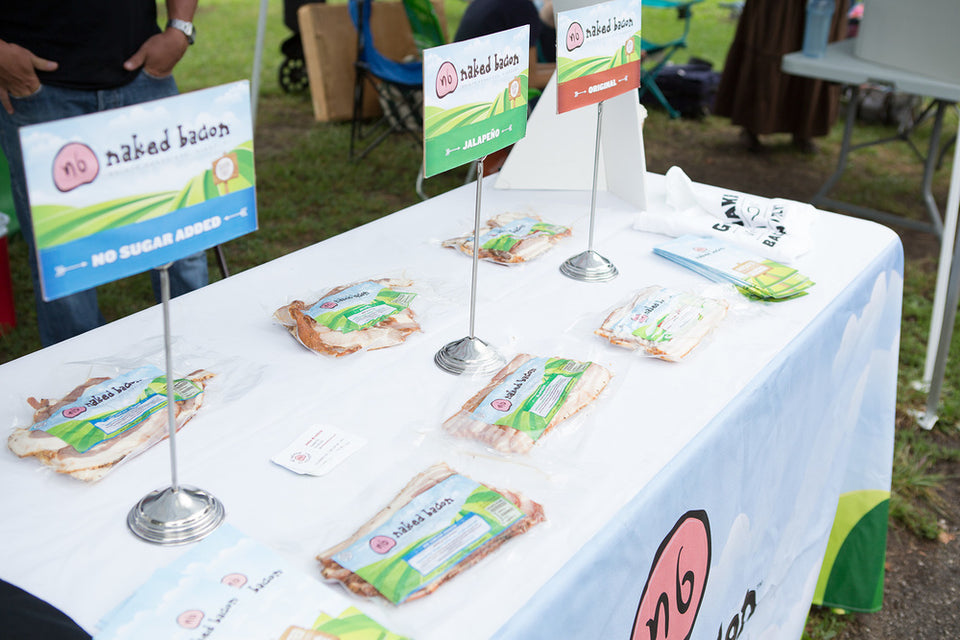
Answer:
[{"xmin": 635, "ymin": 166, "xmax": 814, "ymax": 263}]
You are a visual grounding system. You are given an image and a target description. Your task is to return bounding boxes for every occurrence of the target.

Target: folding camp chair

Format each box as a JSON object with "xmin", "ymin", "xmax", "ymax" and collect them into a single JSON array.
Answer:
[
  {"xmin": 349, "ymin": 0, "xmax": 424, "ymax": 162},
  {"xmin": 639, "ymin": 0, "xmax": 704, "ymax": 119}
]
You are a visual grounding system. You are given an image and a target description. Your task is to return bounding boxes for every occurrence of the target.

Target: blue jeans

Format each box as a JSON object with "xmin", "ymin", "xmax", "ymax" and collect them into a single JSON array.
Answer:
[{"xmin": 0, "ymin": 71, "xmax": 209, "ymax": 347}]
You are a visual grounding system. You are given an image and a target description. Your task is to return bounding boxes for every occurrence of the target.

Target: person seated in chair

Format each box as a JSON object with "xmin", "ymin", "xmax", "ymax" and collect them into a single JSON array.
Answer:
[{"xmin": 454, "ymin": 0, "xmax": 556, "ymax": 90}]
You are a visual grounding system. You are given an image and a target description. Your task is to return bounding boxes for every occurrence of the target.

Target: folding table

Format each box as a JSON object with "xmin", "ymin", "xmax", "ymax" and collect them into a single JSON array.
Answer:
[
  {"xmin": 783, "ymin": 38, "xmax": 960, "ymax": 421},
  {"xmin": 0, "ymin": 174, "xmax": 901, "ymax": 639}
]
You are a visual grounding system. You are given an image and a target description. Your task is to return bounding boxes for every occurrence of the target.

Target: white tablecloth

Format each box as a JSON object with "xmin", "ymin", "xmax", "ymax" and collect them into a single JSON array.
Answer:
[{"xmin": 0, "ymin": 173, "xmax": 902, "ymax": 639}]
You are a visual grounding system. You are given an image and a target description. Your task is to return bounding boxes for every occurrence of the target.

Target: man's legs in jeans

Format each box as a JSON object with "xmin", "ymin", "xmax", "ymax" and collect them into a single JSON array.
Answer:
[
  {"xmin": 0, "ymin": 71, "xmax": 208, "ymax": 347},
  {"xmin": 0, "ymin": 85, "xmax": 106, "ymax": 346}
]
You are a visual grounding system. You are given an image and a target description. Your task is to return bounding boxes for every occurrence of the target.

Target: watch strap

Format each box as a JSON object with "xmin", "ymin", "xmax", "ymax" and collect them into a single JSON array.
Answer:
[{"xmin": 166, "ymin": 18, "xmax": 196, "ymax": 45}]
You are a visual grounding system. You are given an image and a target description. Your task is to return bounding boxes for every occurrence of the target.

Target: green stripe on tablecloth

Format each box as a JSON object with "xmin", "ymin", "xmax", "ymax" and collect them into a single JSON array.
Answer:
[{"xmin": 813, "ymin": 490, "xmax": 889, "ymax": 612}]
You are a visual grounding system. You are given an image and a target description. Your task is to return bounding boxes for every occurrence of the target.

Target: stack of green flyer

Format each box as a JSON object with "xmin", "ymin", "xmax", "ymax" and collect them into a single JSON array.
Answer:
[{"xmin": 654, "ymin": 235, "xmax": 814, "ymax": 301}]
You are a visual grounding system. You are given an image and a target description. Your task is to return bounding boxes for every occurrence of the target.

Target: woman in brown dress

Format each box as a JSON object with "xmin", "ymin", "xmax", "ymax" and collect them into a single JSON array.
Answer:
[{"xmin": 714, "ymin": 0, "xmax": 849, "ymax": 152}]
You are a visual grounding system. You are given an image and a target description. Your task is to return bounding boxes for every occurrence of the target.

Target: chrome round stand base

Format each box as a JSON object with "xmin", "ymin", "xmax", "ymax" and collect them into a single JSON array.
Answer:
[
  {"xmin": 434, "ymin": 336, "xmax": 505, "ymax": 376},
  {"xmin": 560, "ymin": 250, "xmax": 619, "ymax": 282},
  {"xmin": 127, "ymin": 485, "xmax": 225, "ymax": 545}
]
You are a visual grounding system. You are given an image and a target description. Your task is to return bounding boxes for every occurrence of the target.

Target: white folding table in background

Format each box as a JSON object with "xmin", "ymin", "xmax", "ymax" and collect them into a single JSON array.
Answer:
[{"xmin": 783, "ymin": 38, "xmax": 960, "ymax": 423}]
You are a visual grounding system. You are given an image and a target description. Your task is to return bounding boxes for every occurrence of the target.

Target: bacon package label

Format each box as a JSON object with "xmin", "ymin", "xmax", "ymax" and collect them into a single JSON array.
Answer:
[
  {"xmin": 27, "ymin": 365, "xmax": 200, "ymax": 453},
  {"xmin": 8, "ymin": 367, "xmax": 213, "ymax": 481},
  {"xmin": 468, "ymin": 357, "xmax": 587, "ymax": 437},
  {"xmin": 305, "ymin": 281, "xmax": 417, "ymax": 333}
]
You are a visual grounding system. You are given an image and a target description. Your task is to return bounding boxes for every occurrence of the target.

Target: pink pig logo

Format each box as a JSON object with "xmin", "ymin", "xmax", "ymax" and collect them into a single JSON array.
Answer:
[
  {"xmin": 436, "ymin": 61, "xmax": 458, "ymax": 98},
  {"xmin": 52, "ymin": 142, "xmax": 99, "ymax": 192},
  {"xmin": 490, "ymin": 399, "xmax": 512, "ymax": 412},
  {"xmin": 62, "ymin": 406, "xmax": 86, "ymax": 419},
  {"xmin": 177, "ymin": 610, "xmax": 204, "ymax": 629},
  {"xmin": 370, "ymin": 535, "xmax": 396, "ymax": 554},
  {"xmin": 632, "ymin": 510, "xmax": 711, "ymax": 640},
  {"xmin": 221, "ymin": 573, "xmax": 248, "ymax": 588},
  {"xmin": 566, "ymin": 22, "xmax": 584, "ymax": 52}
]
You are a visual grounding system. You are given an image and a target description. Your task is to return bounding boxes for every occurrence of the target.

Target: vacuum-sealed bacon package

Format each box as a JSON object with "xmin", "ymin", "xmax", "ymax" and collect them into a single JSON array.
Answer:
[
  {"xmin": 442, "ymin": 213, "xmax": 571, "ymax": 264},
  {"xmin": 317, "ymin": 463, "xmax": 545, "ymax": 604},
  {"xmin": 596, "ymin": 285, "xmax": 728, "ymax": 361},
  {"xmin": 7, "ymin": 366, "xmax": 213, "ymax": 482},
  {"xmin": 443, "ymin": 354, "xmax": 613, "ymax": 454},
  {"xmin": 274, "ymin": 278, "xmax": 420, "ymax": 356}
]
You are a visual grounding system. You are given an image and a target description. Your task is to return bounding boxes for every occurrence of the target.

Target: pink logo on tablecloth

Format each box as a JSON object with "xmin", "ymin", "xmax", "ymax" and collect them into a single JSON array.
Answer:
[
  {"xmin": 632, "ymin": 510, "xmax": 711, "ymax": 640},
  {"xmin": 436, "ymin": 61, "xmax": 458, "ymax": 98},
  {"xmin": 52, "ymin": 142, "xmax": 99, "ymax": 192},
  {"xmin": 177, "ymin": 610, "xmax": 204, "ymax": 629},
  {"xmin": 566, "ymin": 22, "xmax": 584, "ymax": 52},
  {"xmin": 221, "ymin": 573, "xmax": 248, "ymax": 588}
]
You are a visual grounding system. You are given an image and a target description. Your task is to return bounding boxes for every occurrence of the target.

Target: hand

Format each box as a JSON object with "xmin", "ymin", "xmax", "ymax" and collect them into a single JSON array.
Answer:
[
  {"xmin": 0, "ymin": 39, "xmax": 58, "ymax": 114},
  {"xmin": 123, "ymin": 29, "xmax": 189, "ymax": 78}
]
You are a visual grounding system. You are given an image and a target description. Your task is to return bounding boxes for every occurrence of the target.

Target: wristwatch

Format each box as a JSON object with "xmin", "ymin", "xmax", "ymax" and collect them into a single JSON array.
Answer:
[{"xmin": 166, "ymin": 18, "xmax": 196, "ymax": 45}]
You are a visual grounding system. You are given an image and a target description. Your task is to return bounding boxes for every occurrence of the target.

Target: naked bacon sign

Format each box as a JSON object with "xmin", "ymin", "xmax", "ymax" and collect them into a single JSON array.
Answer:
[
  {"xmin": 422, "ymin": 26, "xmax": 530, "ymax": 177},
  {"xmin": 555, "ymin": 0, "xmax": 642, "ymax": 113},
  {"xmin": 18, "ymin": 81, "xmax": 257, "ymax": 301}
]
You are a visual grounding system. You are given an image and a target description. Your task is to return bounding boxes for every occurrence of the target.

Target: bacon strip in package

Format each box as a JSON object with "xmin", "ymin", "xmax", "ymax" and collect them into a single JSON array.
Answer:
[
  {"xmin": 596, "ymin": 285, "xmax": 728, "ymax": 361},
  {"xmin": 317, "ymin": 463, "xmax": 545, "ymax": 604},
  {"xmin": 442, "ymin": 212, "xmax": 571, "ymax": 264},
  {"xmin": 443, "ymin": 354, "xmax": 612, "ymax": 454},
  {"xmin": 274, "ymin": 278, "xmax": 420, "ymax": 356},
  {"xmin": 7, "ymin": 366, "xmax": 213, "ymax": 482}
]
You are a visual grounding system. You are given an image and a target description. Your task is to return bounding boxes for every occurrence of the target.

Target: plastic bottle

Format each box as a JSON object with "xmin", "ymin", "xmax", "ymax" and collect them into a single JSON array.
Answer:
[{"xmin": 802, "ymin": 0, "xmax": 835, "ymax": 58}]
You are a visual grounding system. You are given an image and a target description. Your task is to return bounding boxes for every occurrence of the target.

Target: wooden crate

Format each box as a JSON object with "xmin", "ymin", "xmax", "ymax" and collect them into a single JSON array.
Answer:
[{"xmin": 298, "ymin": 1, "xmax": 447, "ymax": 122}]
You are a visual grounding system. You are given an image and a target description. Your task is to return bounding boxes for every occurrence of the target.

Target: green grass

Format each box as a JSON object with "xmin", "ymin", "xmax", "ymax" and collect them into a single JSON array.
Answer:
[
  {"xmin": 642, "ymin": 0, "xmax": 739, "ymax": 67},
  {"xmin": 803, "ymin": 608, "xmax": 851, "ymax": 640},
  {"xmin": 890, "ymin": 426, "xmax": 960, "ymax": 538}
]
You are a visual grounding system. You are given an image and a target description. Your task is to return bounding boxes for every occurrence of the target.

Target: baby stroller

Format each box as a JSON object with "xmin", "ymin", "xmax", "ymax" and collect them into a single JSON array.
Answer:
[{"xmin": 279, "ymin": 0, "xmax": 314, "ymax": 93}]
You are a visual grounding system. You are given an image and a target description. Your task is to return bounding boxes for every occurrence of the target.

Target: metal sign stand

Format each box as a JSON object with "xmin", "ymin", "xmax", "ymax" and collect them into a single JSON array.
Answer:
[
  {"xmin": 127, "ymin": 264, "xmax": 225, "ymax": 545},
  {"xmin": 435, "ymin": 156, "xmax": 506, "ymax": 376},
  {"xmin": 560, "ymin": 100, "xmax": 619, "ymax": 282}
]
